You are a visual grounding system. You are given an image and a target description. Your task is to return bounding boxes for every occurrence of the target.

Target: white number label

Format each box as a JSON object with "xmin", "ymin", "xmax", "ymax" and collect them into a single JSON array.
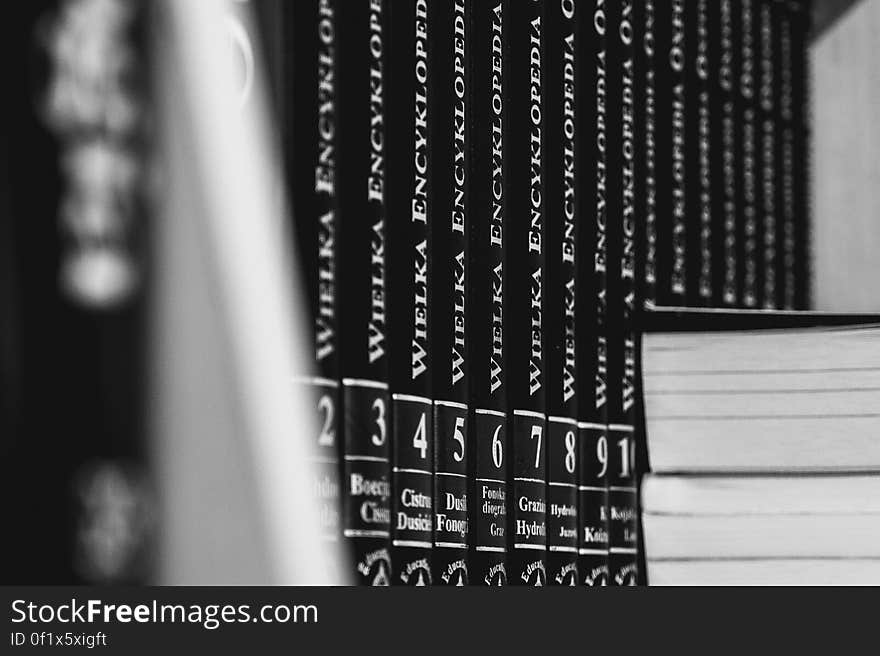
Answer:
[
  {"xmin": 530, "ymin": 425, "xmax": 543, "ymax": 469},
  {"xmin": 564, "ymin": 430, "xmax": 576, "ymax": 474},
  {"xmin": 317, "ymin": 394, "xmax": 335, "ymax": 447},
  {"xmin": 596, "ymin": 436, "xmax": 608, "ymax": 478},
  {"xmin": 617, "ymin": 437, "xmax": 631, "ymax": 478},
  {"xmin": 370, "ymin": 397, "xmax": 386, "ymax": 447},
  {"xmin": 453, "ymin": 416, "xmax": 466, "ymax": 462},
  {"xmin": 491, "ymin": 425, "xmax": 503, "ymax": 469},
  {"xmin": 412, "ymin": 412, "xmax": 428, "ymax": 459}
]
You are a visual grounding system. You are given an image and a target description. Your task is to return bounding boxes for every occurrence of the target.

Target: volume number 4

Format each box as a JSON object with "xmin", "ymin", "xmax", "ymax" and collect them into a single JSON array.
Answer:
[{"xmin": 413, "ymin": 412, "xmax": 428, "ymax": 459}]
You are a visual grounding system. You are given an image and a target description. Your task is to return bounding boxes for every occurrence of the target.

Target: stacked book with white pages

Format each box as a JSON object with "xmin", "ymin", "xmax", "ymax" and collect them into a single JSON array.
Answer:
[{"xmin": 641, "ymin": 309, "xmax": 880, "ymax": 584}]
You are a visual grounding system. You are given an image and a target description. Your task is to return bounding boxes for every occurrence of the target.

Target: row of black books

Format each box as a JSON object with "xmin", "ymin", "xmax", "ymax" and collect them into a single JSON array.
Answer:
[
  {"xmin": 0, "ymin": 0, "xmax": 813, "ymax": 585},
  {"xmin": 281, "ymin": 0, "xmax": 813, "ymax": 586},
  {"xmin": 646, "ymin": 0, "xmax": 812, "ymax": 311}
]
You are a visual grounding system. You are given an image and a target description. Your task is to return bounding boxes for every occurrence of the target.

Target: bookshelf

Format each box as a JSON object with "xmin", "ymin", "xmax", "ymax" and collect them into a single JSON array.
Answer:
[
  {"xmin": 5, "ymin": 0, "xmax": 877, "ymax": 587},
  {"xmin": 147, "ymin": 0, "xmax": 880, "ymax": 586}
]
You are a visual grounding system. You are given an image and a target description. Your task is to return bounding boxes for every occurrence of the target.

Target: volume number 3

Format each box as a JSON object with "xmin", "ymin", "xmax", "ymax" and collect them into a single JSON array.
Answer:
[{"xmin": 370, "ymin": 397, "xmax": 387, "ymax": 447}]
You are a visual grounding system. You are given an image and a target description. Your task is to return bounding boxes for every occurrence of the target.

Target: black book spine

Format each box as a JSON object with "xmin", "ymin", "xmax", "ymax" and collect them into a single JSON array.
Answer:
[
  {"xmin": 608, "ymin": 0, "xmax": 639, "ymax": 586},
  {"xmin": 639, "ymin": 0, "xmax": 658, "ymax": 310},
  {"xmin": 469, "ymin": 0, "xmax": 510, "ymax": 586},
  {"xmin": 691, "ymin": 0, "xmax": 714, "ymax": 305},
  {"xmin": 506, "ymin": 0, "xmax": 548, "ymax": 586},
  {"xmin": 776, "ymin": 0, "xmax": 796, "ymax": 311},
  {"xmin": 654, "ymin": 0, "xmax": 687, "ymax": 305},
  {"xmin": 713, "ymin": 0, "xmax": 741, "ymax": 307},
  {"xmin": 430, "ymin": 0, "xmax": 471, "ymax": 586},
  {"xmin": 334, "ymin": 0, "xmax": 393, "ymax": 585},
  {"xmin": 790, "ymin": 0, "xmax": 811, "ymax": 310},
  {"xmin": 545, "ymin": 0, "xmax": 580, "ymax": 587},
  {"xmin": 576, "ymin": 0, "xmax": 609, "ymax": 587},
  {"xmin": 632, "ymin": 0, "xmax": 650, "ymax": 584},
  {"xmin": 758, "ymin": 0, "xmax": 779, "ymax": 308},
  {"xmin": 288, "ymin": 0, "xmax": 343, "ymax": 572},
  {"xmin": 388, "ymin": 0, "xmax": 435, "ymax": 586},
  {"xmin": 739, "ymin": 0, "xmax": 760, "ymax": 308}
]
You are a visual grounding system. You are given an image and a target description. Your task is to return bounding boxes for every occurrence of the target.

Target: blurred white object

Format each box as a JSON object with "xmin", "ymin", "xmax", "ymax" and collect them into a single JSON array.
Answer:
[{"xmin": 152, "ymin": 0, "xmax": 346, "ymax": 584}]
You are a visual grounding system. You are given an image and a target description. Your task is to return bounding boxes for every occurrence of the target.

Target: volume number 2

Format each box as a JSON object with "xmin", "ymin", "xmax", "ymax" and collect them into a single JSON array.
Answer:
[{"xmin": 317, "ymin": 394, "xmax": 335, "ymax": 447}]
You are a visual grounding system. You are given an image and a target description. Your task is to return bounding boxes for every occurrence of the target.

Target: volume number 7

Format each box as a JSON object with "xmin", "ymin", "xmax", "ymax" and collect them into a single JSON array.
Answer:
[{"xmin": 530, "ymin": 425, "xmax": 543, "ymax": 469}]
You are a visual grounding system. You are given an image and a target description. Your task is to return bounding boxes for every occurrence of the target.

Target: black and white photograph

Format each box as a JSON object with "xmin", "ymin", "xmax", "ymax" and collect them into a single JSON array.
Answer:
[{"xmin": 2, "ymin": 0, "xmax": 880, "ymax": 647}]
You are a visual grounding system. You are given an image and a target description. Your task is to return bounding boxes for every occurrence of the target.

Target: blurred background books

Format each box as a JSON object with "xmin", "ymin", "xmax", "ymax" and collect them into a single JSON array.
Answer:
[{"xmin": 1, "ymin": 0, "xmax": 342, "ymax": 585}]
